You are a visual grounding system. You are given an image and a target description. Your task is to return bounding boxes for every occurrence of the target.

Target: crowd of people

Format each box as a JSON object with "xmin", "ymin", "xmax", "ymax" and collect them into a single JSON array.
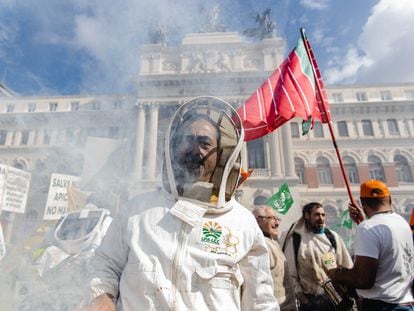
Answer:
[{"xmin": 1, "ymin": 97, "xmax": 413, "ymax": 310}]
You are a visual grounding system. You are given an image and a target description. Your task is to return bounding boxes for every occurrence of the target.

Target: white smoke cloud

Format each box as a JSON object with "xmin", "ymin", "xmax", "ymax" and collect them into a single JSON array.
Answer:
[
  {"xmin": 300, "ymin": 0, "xmax": 329, "ymax": 10},
  {"xmin": 325, "ymin": 0, "xmax": 414, "ymax": 84}
]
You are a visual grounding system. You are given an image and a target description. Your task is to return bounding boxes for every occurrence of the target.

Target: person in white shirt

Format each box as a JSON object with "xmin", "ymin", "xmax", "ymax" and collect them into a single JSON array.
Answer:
[{"xmin": 328, "ymin": 179, "xmax": 414, "ymax": 311}]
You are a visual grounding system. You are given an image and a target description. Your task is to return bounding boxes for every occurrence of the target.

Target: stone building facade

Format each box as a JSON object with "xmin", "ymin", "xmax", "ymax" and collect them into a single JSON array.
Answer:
[{"xmin": 0, "ymin": 30, "xmax": 413, "ymax": 240}]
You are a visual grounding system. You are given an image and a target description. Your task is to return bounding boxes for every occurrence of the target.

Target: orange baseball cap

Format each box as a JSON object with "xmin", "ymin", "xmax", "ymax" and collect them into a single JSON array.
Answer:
[{"xmin": 360, "ymin": 180, "xmax": 390, "ymax": 198}]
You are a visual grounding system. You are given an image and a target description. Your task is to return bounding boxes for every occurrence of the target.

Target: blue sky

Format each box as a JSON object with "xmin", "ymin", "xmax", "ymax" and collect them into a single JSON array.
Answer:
[{"xmin": 0, "ymin": 0, "xmax": 413, "ymax": 96}]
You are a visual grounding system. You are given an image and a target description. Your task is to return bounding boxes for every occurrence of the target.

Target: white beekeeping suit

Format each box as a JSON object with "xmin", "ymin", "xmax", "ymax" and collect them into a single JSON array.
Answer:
[{"xmin": 90, "ymin": 96, "xmax": 279, "ymax": 311}]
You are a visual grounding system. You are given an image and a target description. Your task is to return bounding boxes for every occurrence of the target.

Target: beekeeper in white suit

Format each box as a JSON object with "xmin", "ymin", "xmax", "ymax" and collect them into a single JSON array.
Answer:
[{"xmin": 87, "ymin": 97, "xmax": 279, "ymax": 311}]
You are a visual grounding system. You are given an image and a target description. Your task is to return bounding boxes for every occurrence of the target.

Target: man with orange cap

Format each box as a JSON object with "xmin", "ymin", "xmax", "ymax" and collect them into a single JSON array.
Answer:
[{"xmin": 328, "ymin": 180, "xmax": 414, "ymax": 310}]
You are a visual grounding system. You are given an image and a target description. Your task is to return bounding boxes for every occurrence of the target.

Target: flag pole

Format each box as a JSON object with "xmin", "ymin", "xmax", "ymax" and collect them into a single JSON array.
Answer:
[{"xmin": 299, "ymin": 28, "xmax": 358, "ymax": 211}]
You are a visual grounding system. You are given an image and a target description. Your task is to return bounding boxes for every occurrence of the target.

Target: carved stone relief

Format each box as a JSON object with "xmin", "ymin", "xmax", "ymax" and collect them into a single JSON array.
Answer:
[
  {"xmin": 243, "ymin": 56, "xmax": 260, "ymax": 69},
  {"xmin": 162, "ymin": 60, "xmax": 179, "ymax": 72},
  {"xmin": 185, "ymin": 50, "xmax": 232, "ymax": 73}
]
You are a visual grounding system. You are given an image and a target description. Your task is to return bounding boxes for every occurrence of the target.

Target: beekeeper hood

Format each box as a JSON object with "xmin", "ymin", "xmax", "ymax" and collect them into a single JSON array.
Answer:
[
  {"xmin": 164, "ymin": 96, "xmax": 244, "ymax": 212},
  {"xmin": 51, "ymin": 206, "xmax": 112, "ymax": 255}
]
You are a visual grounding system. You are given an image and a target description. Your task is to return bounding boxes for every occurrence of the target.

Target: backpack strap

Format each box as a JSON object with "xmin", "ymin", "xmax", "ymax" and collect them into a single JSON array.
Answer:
[
  {"xmin": 324, "ymin": 228, "xmax": 337, "ymax": 252},
  {"xmin": 292, "ymin": 231, "xmax": 301, "ymax": 268}
]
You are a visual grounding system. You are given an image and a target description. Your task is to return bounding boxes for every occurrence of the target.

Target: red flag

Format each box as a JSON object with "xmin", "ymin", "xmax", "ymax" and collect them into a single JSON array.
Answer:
[
  {"xmin": 302, "ymin": 32, "xmax": 331, "ymax": 125},
  {"xmin": 237, "ymin": 35, "xmax": 330, "ymax": 141}
]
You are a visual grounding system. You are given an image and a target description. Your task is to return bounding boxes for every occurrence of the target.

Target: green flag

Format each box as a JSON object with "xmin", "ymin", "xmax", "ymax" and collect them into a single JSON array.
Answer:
[
  {"xmin": 266, "ymin": 183, "xmax": 294, "ymax": 215},
  {"xmin": 302, "ymin": 117, "xmax": 312, "ymax": 135},
  {"xmin": 339, "ymin": 210, "xmax": 352, "ymax": 229}
]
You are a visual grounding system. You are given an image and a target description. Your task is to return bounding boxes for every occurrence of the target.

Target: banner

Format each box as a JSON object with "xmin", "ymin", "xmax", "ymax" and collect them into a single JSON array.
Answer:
[
  {"xmin": 0, "ymin": 164, "xmax": 31, "ymax": 214},
  {"xmin": 44, "ymin": 173, "xmax": 81, "ymax": 220},
  {"xmin": 266, "ymin": 183, "xmax": 294, "ymax": 215}
]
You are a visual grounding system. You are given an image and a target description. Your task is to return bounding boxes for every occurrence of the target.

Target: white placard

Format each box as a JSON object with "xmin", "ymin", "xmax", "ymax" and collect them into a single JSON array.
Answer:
[
  {"xmin": 0, "ymin": 164, "xmax": 31, "ymax": 214},
  {"xmin": 44, "ymin": 173, "xmax": 81, "ymax": 220}
]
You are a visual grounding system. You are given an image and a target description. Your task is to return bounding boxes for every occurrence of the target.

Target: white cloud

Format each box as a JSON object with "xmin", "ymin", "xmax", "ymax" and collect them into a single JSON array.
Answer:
[
  {"xmin": 325, "ymin": 0, "xmax": 414, "ymax": 84},
  {"xmin": 325, "ymin": 48, "xmax": 372, "ymax": 84},
  {"xmin": 300, "ymin": 0, "xmax": 329, "ymax": 10}
]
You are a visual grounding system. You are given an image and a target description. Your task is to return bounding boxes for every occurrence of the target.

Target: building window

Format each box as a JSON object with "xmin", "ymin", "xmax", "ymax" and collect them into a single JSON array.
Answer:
[
  {"xmin": 331, "ymin": 92, "xmax": 343, "ymax": 103},
  {"xmin": 49, "ymin": 102, "xmax": 58, "ymax": 111},
  {"xmin": 6, "ymin": 104, "xmax": 14, "ymax": 112},
  {"xmin": 87, "ymin": 128, "xmax": 97, "ymax": 136},
  {"xmin": 113, "ymin": 101, "xmax": 122, "ymax": 110},
  {"xmin": 394, "ymin": 154, "xmax": 413, "ymax": 182},
  {"xmin": 324, "ymin": 205, "xmax": 338, "ymax": 227},
  {"xmin": 295, "ymin": 157, "xmax": 306, "ymax": 184},
  {"xmin": 362, "ymin": 120, "xmax": 374, "ymax": 136},
  {"xmin": 247, "ymin": 138, "xmax": 266, "ymax": 169},
  {"xmin": 313, "ymin": 122, "xmax": 324, "ymax": 138},
  {"xmin": 291, "ymin": 123, "xmax": 299, "ymax": 138},
  {"xmin": 402, "ymin": 204, "xmax": 414, "ymax": 222},
  {"xmin": 337, "ymin": 121, "xmax": 349, "ymax": 137},
  {"xmin": 21, "ymin": 130, "xmax": 30, "ymax": 145},
  {"xmin": 356, "ymin": 92, "xmax": 367, "ymax": 102},
  {"xmin": 316, "ymin": 156, "xmax": 332, "ymax": 185},
  {"xmin": 387, "ymin": 119, "xmax": 399, "ymax": 135},
  {"xmin": 28, "ymin": 103, "xmax": 36, "ymax": 112},
  {"xmin": 343, "ymin": 156, "xmax": 359, "ymax": 184},
  {"xmin": 380, "ymin": 90, "xmax": 392, "ymax": 101},
  {"xmin": 109, "ymin": 127, "xmax": 120, "ymax": 138},
  {"xmin": 0, "ymin": 130, "xmax": 7, "ymax": 145},
  {"xmin": 404, "ymin": 90, "xmax": 414, "ymax": 99},
  {"xmin": 253, "ymin": 195, "xmax": 268, "ymax": 205},
  {"xmin": 368, "ymin": 155, "xmax": 385, "ymax": 181},
  {"xmin": 43, "ymin": 129, "xmax": 51, "ymax": 144},
  {"xmin": 91, "ymin": 102, "xmax": 101, "ymax": 110},
  {"xmin": 66, "ymin": 129, "xmax": 76, "ymax": 144},
  {"xmin": 71, "ymin": 101, "xmax": 80, "ymax": 111}
]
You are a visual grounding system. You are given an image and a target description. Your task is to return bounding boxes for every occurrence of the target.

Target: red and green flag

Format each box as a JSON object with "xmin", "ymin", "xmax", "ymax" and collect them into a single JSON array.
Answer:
[{"xmin": 236, "ymin": 32, "xmax": 331, "ymax": 141}]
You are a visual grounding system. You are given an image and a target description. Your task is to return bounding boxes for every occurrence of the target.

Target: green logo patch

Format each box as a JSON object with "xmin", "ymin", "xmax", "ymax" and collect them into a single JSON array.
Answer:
[{"xmin": 201, "ymin": 221, "xmax": 223, "ymax": 245}]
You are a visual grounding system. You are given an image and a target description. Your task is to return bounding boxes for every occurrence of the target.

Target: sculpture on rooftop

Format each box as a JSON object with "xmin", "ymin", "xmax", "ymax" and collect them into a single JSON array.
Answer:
[
  {"xmin": 243, "ymin": 8, "xmax": 276, "ymax": 40},
  {"xmin": 200, "ymin": 4, "xmax": 226, "ymax": 33},
  {"xmin": 148, "ymin": 26, "xmax": 167, "ymax": 45}
]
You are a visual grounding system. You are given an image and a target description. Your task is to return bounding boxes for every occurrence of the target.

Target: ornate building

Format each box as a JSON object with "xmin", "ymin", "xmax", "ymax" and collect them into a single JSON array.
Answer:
[{"xmin": 0, "ymin": 30, "xmax": 413, "ymax": 242}]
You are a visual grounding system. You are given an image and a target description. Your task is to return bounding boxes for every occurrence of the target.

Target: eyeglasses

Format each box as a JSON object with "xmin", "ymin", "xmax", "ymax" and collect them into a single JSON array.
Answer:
[{"xmin": 256, "ymin": 216, "xmax": 281, "ymax": 222}]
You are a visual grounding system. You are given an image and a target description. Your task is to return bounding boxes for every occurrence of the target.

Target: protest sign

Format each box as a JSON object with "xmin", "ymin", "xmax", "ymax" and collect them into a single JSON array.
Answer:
[
  {"xmin": 0, "ymin": 164, "xmax": 31, "ymax": 214},
  {"xmin": 44, "ymin": 173, "xmax": 81, "ymax": 220}
]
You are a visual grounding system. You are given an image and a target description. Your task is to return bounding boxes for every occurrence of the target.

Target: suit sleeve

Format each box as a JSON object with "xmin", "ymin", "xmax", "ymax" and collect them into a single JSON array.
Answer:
[
  {"xmin": 89, "ymin": 209, "xmax": 129, "ymax": 300},
  {"xmin": 239, "ymin": 230, "xmax": 280, "ymax": 311}
]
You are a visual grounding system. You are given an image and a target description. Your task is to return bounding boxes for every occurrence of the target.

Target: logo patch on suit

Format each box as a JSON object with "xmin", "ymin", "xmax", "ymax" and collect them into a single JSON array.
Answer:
[
  {"xmin": 201, "ymin": 221, "xmax": 223, "ymax": 245},
  {"xmin": 200, "ymin": 221, "xmax": 240, "ymax": 257}
]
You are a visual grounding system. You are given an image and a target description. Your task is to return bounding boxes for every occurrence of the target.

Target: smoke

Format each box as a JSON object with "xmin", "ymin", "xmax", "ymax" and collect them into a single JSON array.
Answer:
[{"xmin": 0, "ymin": 0, "xmax": 277, "ymax": 95}]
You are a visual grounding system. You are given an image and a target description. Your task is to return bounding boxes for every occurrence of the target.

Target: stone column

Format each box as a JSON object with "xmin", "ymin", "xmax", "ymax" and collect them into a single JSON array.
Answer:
[
  {"xmin": 281, "ymin": 124, "xmax": 295, "ymax": 177},
  {"xmin": 28, "ymin": 129, "xmax": 36, "ymax": 145},
  {"xmin": 13, "ymin": 131, "xmax": 22, "ymax": 145},
  {"xmin": 36, "ymin": 129, "xmax": 44, "ymax": 145},
  {"xmin": 135, "ymin": 103, "xmax": 146, "ymax": 179},
  {"xmin": 269, "ymin": 131, "xmax": 282, "ymax": 177},
  {"xmin": 147, "ymin": 103, "xmax": 159, "ymax": 179},
  {"xmin": 397, "ymin": 120, "xmax": 407, "ymax": 137},
  {"xmin": 5, "ymin": 131, "xmax": 13, "ymax": 146},
  {"xmin": 241, "ymin": 142, "xmax": 248, "ymax": 170}
]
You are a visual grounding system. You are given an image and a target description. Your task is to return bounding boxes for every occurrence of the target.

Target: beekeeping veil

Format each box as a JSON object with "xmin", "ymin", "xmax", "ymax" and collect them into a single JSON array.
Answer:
[
  {"xmin": 48, "ymin": 206, "xmax": 112, "ymax": 256},
  {"xmin": 164, "ymin": 96, "xmax": 244, "ymax": 211}
]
